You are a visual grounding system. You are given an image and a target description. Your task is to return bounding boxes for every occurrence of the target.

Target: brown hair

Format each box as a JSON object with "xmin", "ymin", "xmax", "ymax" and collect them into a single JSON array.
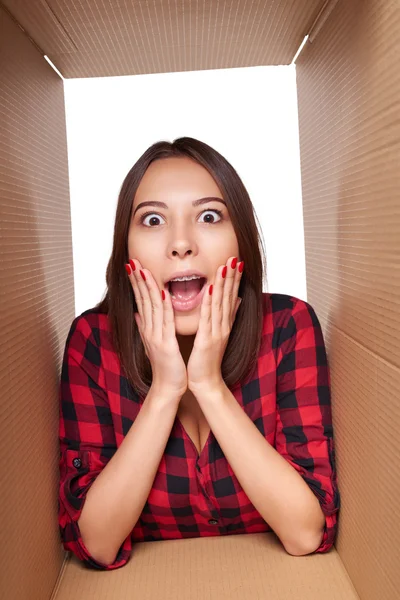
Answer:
[{"xmin": 95, "ymin": 137, "xmax": 268, "ymax": 399}]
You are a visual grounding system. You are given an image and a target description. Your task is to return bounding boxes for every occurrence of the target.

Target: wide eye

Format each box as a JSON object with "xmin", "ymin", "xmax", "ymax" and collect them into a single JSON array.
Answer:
[
  {"xmin": 140, "ymin": 208, "xmax": 223, "ymax": 227},
  {"xmin": 140, "ymin": 213, "xmax": 165, "ymax": 227},
  {"xmin": 198, "ymin": 209, "xmax": 223, "ymax": 224}
]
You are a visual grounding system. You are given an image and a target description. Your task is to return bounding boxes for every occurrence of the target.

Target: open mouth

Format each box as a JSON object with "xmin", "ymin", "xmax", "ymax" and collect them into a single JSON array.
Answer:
[{"xmin": 166, "ymin": 277, "xmax": 207, "ymax": 298}]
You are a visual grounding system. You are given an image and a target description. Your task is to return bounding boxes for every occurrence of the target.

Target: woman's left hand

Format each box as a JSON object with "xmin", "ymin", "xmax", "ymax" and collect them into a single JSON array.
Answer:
[{"xmin": 187, "ymin": 256, "xmax": 244, "ymax": 393}]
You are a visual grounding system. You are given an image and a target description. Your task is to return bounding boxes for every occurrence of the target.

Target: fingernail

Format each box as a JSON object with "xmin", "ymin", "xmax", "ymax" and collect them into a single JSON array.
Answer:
[
  {"xmin": 238, "ymin": 261, "xmax": 244, "ymax": 273},
  {"xmin": 231, "ymin": 257, "xmax": 238, "ymax": 269},
  {"xmin": 222, "ymin": 266, "xmax": 227, "ymax": 278},
  {"xmin": 161, "ymin": 289, "xmax": 165, "ymax": 301},
  {"xmin": 209, "ymin": 284, "xmax": 213, "ymax": 295},
  {"xmin": 140, "ymin": 269, "xmax": 146, "ymax": 281},
  {"xmin": 129, "ymin": 259, "xmax": 136, "ymax": 271},
  {"xmin": 125, "ymin": 264, "xmax": 131, "ymax": 275}
]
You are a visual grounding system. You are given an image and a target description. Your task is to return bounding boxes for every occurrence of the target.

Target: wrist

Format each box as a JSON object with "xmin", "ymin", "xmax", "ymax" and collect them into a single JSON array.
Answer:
[
  {"xmin": 148, "ymin": 383, "xmax": 184, "ymax": 406},
  {"xmin": 189, "ymin": 379, "xmax": 226, "ymax": 398}
]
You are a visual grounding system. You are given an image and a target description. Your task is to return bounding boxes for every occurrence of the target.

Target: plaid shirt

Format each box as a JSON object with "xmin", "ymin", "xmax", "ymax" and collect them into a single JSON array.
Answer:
[{"xmin": 58, "ymin": 292, "xmax": 340, "ymax": 570}]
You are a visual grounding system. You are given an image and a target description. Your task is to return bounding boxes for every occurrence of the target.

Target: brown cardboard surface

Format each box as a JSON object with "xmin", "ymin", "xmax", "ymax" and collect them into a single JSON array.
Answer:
[
  {"xmin": 54, "ymin": 533, "xmax": 359, "ymax": 600},
  {"xmin": 1, "ymin": 0, "xmax": 324, "ymax": 78},
  {"xmin": 0, "ymin": 6, "xmax": 74, "ymax": 600},
  {"xmin": 1, "ymin": 0, "xmax": 399, "ymax": 599},
  {"xmin": 296, "ymin": 0, "xmax": 400, "ymax": 599}
]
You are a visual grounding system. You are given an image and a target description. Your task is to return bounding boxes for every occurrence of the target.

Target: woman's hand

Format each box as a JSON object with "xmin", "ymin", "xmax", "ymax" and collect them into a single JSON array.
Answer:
[
  {"xmin": 187, "ymin": 256, "xmax": 244, "ymax": 393},
  {"xmin": 126, "ymin": 258, "xmax": 188, "ymax": 397}
]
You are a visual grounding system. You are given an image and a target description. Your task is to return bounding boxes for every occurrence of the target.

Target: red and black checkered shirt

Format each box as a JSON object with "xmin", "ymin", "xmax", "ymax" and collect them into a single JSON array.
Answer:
[{"xmin": 58, "ymin": 292, "xmax": 340, "ymax": 570}]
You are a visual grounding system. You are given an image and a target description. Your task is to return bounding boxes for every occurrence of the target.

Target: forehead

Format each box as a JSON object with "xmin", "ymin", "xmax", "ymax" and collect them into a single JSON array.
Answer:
[{"xmin": 134, "ymin": 157, "xmax": 222, "ymax": 203}]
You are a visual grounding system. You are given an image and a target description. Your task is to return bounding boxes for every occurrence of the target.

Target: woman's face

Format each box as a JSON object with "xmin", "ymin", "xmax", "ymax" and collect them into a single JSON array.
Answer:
[{"xmin": 128, "ymin": 156, "xmax": 240, "ymax": 336}]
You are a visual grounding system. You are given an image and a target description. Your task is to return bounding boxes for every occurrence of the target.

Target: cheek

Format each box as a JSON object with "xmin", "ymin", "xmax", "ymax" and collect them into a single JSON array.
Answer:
[
  {"xmin": 209, "ymin": 235, "xmax": 239, "ymax": 259},
  {"xmin": 126, "ymin": 239, "xmax": 149, "ymax": 264}
]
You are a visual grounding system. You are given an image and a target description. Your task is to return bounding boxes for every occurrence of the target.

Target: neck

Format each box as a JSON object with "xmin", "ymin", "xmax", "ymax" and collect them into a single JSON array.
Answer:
[{"xmin": 176, "ymin": 333, "xmax": 195, "ymax": 366}]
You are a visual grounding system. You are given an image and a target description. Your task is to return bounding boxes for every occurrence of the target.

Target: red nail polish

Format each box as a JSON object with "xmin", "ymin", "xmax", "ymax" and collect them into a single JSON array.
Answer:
[
  {"xmin": 209, "ymin": 284, "xmax": 213, "ymax": 295},
  {"xmin": 239, "ymin": 261, "xmax": 244, "ymax": 273},
  {"xmin": 140, "ymin": 269, "xmax": 146, "ymax": 281},
  {"xmin": 222, "ymin": 266, "xmax": 227, "ymax": 278},
  {"xmin": 161, "ymin": 289, "xmax": 165, "ymax": 301},
  {"xmin": 129, "ymin": 259, "xmax": 136, "ymax": 271},
  {"xmin": 231, "ymin": 257, "xmax": 238, "ymax": 269},
  {"xmin": 125, "ymin": 264, "xmax": 131, "ymax": 275}
]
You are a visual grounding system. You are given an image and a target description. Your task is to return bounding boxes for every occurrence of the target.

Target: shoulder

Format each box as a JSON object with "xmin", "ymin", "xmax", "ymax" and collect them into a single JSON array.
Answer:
[
  {"xmin": 262, "ymin": 292, "xmax": 314, "ymax": 327},
  {"xmin": 64, "ymin": 306, "xmax": 111, "ymax": 350},
  {"xmin": 261, "ymin": 292, "xmax": 322, "ymax": 357}
]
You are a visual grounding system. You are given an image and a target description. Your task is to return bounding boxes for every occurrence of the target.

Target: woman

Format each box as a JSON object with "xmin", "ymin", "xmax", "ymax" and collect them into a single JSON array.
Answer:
[{"xmin": 58, "ymin": 137, "xmax": 340, "ymax": 570}]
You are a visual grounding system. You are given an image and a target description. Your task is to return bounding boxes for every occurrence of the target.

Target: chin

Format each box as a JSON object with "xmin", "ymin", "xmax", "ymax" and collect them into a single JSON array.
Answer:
[{"xmin": 174, "ymin": 313, "xmax": 199, "ymax": 334}]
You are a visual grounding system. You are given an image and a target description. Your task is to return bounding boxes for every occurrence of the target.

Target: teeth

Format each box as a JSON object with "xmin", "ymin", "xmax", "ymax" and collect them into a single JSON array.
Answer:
[
  {"xmin": 169, "ymin": 275, "xmax": 202, "ymax": 282},
  {"xmin": 168, "ymin": 275, "xmax": 204, "ymax": 299}
]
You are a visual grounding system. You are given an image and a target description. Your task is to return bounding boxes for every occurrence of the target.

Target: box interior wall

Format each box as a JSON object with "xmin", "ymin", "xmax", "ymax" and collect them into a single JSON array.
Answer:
[{"xmin": 1, "ymin": 1, "xmax": 399, "ymax": 599}]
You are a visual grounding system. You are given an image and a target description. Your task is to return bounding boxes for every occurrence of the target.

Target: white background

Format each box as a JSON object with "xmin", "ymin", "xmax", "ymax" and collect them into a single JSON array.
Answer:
[{"xmin": 63, "ymin": 65, "xmax": 307, "ymax": 317}]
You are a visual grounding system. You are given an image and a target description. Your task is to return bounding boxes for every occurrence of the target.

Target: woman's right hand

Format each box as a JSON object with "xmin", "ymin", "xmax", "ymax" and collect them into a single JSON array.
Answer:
[{"xmin": 126, "ymin": 258, "xmax": 188, "ymax": 398}]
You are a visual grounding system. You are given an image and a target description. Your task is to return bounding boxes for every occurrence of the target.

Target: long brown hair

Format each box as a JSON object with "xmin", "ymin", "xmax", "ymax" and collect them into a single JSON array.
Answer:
[{"xmin": 95, "ymin": 137, "xmax": 268, "ymax": 399}]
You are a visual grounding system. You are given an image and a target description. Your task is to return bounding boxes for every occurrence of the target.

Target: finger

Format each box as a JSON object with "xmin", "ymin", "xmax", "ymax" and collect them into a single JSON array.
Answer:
[
  {"xmin": 162, "ymin": 284, "xmax": 177, "ymax": 341},
  {"xmin": 126, "ymin": 260, "xmax": 144, "ymax": 324},
  {"xmin": 132, "ymin": 259, "xmax": 166, "ymax": 341},
  {"xmin": 235, "ymin": 297, "xmax": 242, "ymax": 316},
  {"xmin": 214, "ymin": 261, "xmax": 227, "ymax": 336},
  {"xmin": 211, "ymin": 263, "xmax": 226, "ymax": 337},
  {"xmin": 231, "ymin": 260, "xmax": 244, "ymax": 321},
  {"xmin": 221, "ymin": 257, "xmax": 237, "ymax": 332},
  {"xmin": 128, "ymin": 259, "xmax": 154, "ymax": 335},
  {"xmin": 128, "ymin": 260, "xmax": 175, "ymax": 343},
  {"xmin": 128, "ymin": 259, "xmax": 149, "ymax": 332},
  {"xmin": 198, "ymin": 278, "xmax": 213, "ymax": 340}
]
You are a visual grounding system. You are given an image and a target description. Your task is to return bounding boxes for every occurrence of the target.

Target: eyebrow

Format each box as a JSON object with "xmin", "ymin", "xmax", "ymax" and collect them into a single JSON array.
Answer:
[{"xmin": 133, "ymin": 196, "xmax": 227, "ymax": 216}]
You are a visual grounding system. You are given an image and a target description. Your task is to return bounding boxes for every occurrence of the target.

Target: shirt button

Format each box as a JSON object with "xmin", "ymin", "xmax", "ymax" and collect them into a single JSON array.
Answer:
[
  {"xmin": 72, "ymin": 458, "xmax": 82, "ymax": 469},
  {"xmin": 208, "ymin": 519, "xmax": 219, "ymax": 525}
]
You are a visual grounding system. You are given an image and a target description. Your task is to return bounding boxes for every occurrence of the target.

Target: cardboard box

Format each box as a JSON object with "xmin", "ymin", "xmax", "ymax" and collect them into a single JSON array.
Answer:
[{"xmin": 1, "ymin": 1, "xmax": 398, "ymax": 599}]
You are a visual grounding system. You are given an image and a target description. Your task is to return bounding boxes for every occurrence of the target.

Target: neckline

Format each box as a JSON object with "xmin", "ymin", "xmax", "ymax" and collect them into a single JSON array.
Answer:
[{"xmin": 175, "ymin": 416, "xmax": 213, "ymax": 463}]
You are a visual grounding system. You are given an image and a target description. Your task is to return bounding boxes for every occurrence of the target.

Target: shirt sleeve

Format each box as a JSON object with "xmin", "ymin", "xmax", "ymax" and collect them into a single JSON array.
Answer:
[
  {"xmin": 58, "ymin": 315, "xmax": 133, "ymax": 570},
  {"xmin": 275, "ymin": 297, "xmax": 341, "ymax": 553}
]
